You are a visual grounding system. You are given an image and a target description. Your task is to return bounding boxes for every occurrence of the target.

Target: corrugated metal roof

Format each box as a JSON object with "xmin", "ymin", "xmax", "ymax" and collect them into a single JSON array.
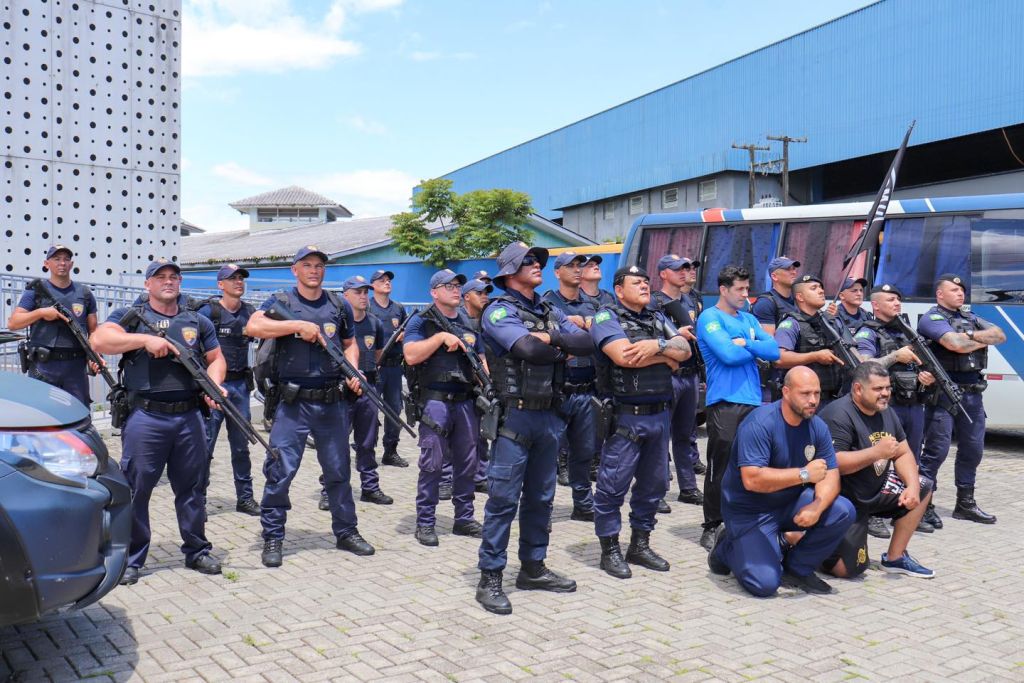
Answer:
[
  {"xmin": 228, "ymin": 185, "xmax": 353, "ymax": 217},
  {"xmin": 440, "ymin": 0, "xmax": 1024, "ymax": 216}
]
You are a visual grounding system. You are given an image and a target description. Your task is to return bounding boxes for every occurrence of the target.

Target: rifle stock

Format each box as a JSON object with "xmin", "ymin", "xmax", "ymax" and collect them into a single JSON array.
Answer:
[{"xmin": 889, "ymin": 315, "xmax": 972, "ymax": 423}]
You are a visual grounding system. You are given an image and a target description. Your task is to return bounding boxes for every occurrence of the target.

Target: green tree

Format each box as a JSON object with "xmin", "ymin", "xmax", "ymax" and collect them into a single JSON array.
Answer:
[{"xmin": 388, "ymin": 179, "xmax": 533, "ymax": 267}]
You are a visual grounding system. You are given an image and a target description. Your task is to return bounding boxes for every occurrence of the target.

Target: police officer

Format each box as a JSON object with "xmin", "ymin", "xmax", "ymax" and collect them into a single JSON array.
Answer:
[
  {"xmin": 341, "ymin": 275, "xmax": 393, "ymax": 506},
  {"xmin": 774, "ymin": 275, "xmax": 849, "ymax": 408},
  {"xmin": 649, "ymin": 254, "xmax": 704, "ymax": 507},
  {"xmin": 590, "ymin": 265, "xmax": 691, "ymax": 579},
  {"xmin": 196, "ymin": 264, "xmax": 260, "ymax": 517},
  {"xmin": 404, "ymin": 269, "xmax": 485, "ymax": 546},
  {"xmin": 918, "ymin": 273, "xmax": 1005, "ymax": 526},
  {"xmin": 751, "ymin": 256, "xmax": 800, "ymax": 335},
  {"xmin": 245, "ymin": 246, "xmax": 374, "ymax": 568},
  {"xmin": 7, "ymin": 245, "xmax": 99, "ymax": 406},
  {"xmin": 853, "ymin": 283, "xmax": 936, "ymax": 537},
  {"xmin": 542, "ymin": 251, "xmax": 599, "ymax": 520},
  {"xmin": 368, "ymin": 269, "xmax": 409, "ymax": 468},
  {"xmin": 580, "ymin": 254, "xmax": 616, "ymax": 308},
  {"xmin": 475, "ymin": 242, "xmax": 594, "ymax": 615},
  {"xmin": 471, "ymin": 269, "xmax": 493, "ymax": 286},
  {"xmin": 835, "ymin": 277, "xmax": 874, "ymax": 334},
  {"xmin": 92, "ymin": 258, "xmax": 225, "ymax": 584}
]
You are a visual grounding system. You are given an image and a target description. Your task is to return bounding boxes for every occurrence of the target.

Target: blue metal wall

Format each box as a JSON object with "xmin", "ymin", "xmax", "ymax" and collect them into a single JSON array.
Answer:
[{"xmin": 441, "ymin": 0, "xmax": 1024, "ymax": 217}]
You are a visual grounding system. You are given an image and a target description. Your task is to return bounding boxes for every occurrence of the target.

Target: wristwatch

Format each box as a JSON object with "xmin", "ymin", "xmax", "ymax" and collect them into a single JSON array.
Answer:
[
  {"xmin": 657, "ymin": 338, "xmax": 667, "ymax": 354},
  {"xmin": 799, "ymin": 468, "xmax": 810, "ymax": 483},
  {"xmin": 966, "ymin": 329, "xmax": 975, "ymax": 340}
]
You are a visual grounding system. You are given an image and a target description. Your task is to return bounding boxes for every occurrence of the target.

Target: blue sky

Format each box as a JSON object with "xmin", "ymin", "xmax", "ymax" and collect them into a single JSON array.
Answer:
[{"xmin": 182, "ymin": 0, "xmax": 872, "ymax": 232}]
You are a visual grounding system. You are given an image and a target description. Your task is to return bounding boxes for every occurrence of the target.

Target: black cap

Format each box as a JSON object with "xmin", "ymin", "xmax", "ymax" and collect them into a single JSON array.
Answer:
[
  {"xmin": 872, "ymin": 283, "xmax": 903, "ymax": 300},
  {"xmin": 370, "ymin": 269, "xmax": 394, "ymax": 283},
  {"xmin": 613, "ymin": 264, "xmax": 649, "ymax": 286},
  {"xmin": 46, "ymin": 245, "xmax": 73, "ymax": 259},
  {"xmin": 936, "ymin": 273, "xmax": 965, "ymax": 291},
  {"xmin": 794, "ymin": 274, "xmax": 823, "ymax": 288},
  {"xmin": 216, "ymin": 263, "xmax": 249, "ymax": 281}
]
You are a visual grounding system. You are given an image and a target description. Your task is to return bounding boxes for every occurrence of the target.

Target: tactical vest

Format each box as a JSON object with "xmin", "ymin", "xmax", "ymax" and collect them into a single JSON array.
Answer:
[
  {"xmin": 600, "ymin": 305, "xmax": 674, "ymax": 399},
  {"xmin": 121, "ymin": 306, "xmax": 205, "ymax": 394},
  {"xmin": 408, "ymin": 311, "xmax": 475, "ymax": 395},
  {"xmin": 205, "ymin": 299, "xmax": 254, "ymax": 372},
  {"xmin": 837, "ymin": 306, "xmax": 872, "ymax": 335},
  {"xmin": 784, "ymin": 310, "xmax": 842, "ymax": 395},
  {"xmin": 483, "ymin": 295, "xmax": 564, "ymax": 402},
  {"xmin": 755, "ymin": 289, "xmax": 797, "ymax": 326},
  {"xmin": 650, "ymin": 290, "xmax": 698, "ymax": 370},
  {"xmin": 927, "ymin": 307, "xmax": 987, "ymax": 374},
  {"xmin": 27, "ymin": 280, "xmax": 91, "ymax": 350},
  {"xmin": 541, "ymin": 291, "xmax": 594, "ymax": 371},
  {"xmin": 370, "ymin": 298, "xmax": 405, "ymax": 361},
  {"xmin": 273, "ymin": 289, "xmax": 350, "ymax": 381},
  {"xmin": 860, "ymin": 319, "xmax": 919, "ymax": 404}
]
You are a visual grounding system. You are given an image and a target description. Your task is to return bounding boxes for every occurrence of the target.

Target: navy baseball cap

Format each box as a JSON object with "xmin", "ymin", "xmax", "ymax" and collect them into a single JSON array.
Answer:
[
  {"xmin": 582, "ymin": 254, "xmax": 603, "ymax": 266},
  {"xmin": 936, "ymin": 273, "xmax": 965, "ymax": 291},
  {"xmin": 292, "ymin": 245, "xmax": 328, "ymax": 264},
  {"xmin": 216, "ymin": 263, "xmax": 249, "ymax": 280},
  {"xmin": 767, "ymin": 256, "xmax": 801, "ymax": 272},
  {"xmin": 370, "ymin": 269, "xmax": 394, "ymax": 283},
  {"xmin": 342, "ymin": 275, "xmax": 372, "ymax": 291},
  {"xmin": 794, "ymin": 274, "xmax": 823, "ymax": 288},
  {"xmin": 613, "ymin": 264, "xmax": 650, "ymax": 285},
  {"xmin": 840, "ymin": 277, "xmax": 868, "ymax": 292},
  {"xmin": 462, "ymin": 278, "xmax": 493, "ymax": 296},
  {"xmin": 493, "ymin": 242, "xmax": 549, "ymax": 289},
  {"xmin": 656, "ymin": 254, "xmax": 697, "ymax": 271},
  {"xmin": 429, "ymin": 269, "xmax": 467, "ymax": 289},
  {"xmin": 553, "ymin": 251, "xmax": 586, "ymax": 269},
  {"xmin": 45, "ymin": 244, "xmax": 73, "ymax": 259},
  {"xmin": 144, "ymin": 257, "xmax": 181, "ymax": 279},
  {"xmin": 872, "ymin": 283, "xmax": 903, "ymax": 300},
  {"xmin": 471, "ymin": 269, "xmax": 492, "ymax": 282}
]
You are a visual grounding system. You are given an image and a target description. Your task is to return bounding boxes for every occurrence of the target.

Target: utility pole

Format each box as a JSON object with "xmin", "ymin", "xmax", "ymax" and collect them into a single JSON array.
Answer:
[
  {"xmin": 732, "ymin": 142, "xmax": 770, "ymax": 208},
  {"xmin": 766, "ymin": 134, "xmax": 807, "ymax": 205}
]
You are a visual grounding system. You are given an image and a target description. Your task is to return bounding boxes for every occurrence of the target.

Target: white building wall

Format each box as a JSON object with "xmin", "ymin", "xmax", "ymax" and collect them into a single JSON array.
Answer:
[{"xmin": 1, "ymin": 0, "xmax": 181, "ymax": 284}]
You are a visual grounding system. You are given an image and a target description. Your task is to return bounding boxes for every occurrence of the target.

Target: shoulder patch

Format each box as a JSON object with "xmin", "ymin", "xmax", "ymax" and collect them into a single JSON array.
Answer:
[
  {"xmin": 854, "ymin": 329, "xmax": 871, "ymax": 339},
  {"xmin": 778, "ymin": 319, "xmax": 794, "ymax": 330},
  {"xmin": 594, "ymin": 310, "xmax": 611, "ymax": 324},
  {"xmin": 488, "ymin": 306, "xmax": 509, "ymax": 324},
  {"xmin": 929, "ymin": 313, "xmax": 944, "ymax": 320},
  {"xmin": 704, "ymin": 321, "xmax": 722, "ymax": 333}
]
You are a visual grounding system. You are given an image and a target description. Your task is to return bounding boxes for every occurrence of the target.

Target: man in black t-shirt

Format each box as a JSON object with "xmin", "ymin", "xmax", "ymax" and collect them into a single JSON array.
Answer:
[{"xmin": 819, "ymin": 362, "xmax": 935, "ymax": 579}]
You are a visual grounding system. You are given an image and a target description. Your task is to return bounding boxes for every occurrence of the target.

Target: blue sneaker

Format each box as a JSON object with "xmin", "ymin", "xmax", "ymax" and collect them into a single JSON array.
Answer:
[{"xmin": 880, "ymin": 552, "xmax": 935, "ymax": 579}]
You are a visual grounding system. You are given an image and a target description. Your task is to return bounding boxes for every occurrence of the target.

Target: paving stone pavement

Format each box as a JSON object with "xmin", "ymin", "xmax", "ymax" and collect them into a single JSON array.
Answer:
[{"xmin": 3, "ymin": 423, "xmax": 1024, "ymax": 682}]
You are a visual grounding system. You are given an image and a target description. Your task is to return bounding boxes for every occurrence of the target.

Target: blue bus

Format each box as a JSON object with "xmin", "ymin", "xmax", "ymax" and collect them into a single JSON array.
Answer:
[{"xmin": 622, "ymin": 193, "xmax": 1024, "ymax": 429}]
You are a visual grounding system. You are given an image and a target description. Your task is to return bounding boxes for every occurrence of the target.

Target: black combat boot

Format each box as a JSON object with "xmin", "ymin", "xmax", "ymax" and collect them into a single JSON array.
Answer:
[
  {"xmin": 557, "ymin": 451, "xmax": 569, "ymax": 487},
  {"xmin": 923, "ymin": 502, "xmax": 943, "ymax": 529},
  {"xmin": 625, "ymin": 528, "xmax": 670, "ymax": 571},
  {"xmin": 952, "ymin": 487, "xmax": 996, "ymax": 524},
  {"xmin": 262, "ymin": 539, "xmax": 283, "ymax": 568},
  {"xmin": 598, "ymin": 535, "xmax": 632, "ymax": 579},
  {"xmin": 515, "ymin": 561, "xmax": 577, "ymax": 592},
  {"xmin": 476, "ymin": 570, "xmax": 512, "ymax": 615},
  {"xmin": 382, "ymin": 449, "xmax": 409, "ymax": 467}
]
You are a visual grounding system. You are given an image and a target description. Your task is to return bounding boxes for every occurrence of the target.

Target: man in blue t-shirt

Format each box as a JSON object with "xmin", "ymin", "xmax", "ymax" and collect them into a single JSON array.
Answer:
[
  {"xmin": 708, "ymin": 366, "xmax": 855, "ymax": 596},
  {"xmin": 695, "ymin": 265, "xmax": 780, "ymax": 551}
]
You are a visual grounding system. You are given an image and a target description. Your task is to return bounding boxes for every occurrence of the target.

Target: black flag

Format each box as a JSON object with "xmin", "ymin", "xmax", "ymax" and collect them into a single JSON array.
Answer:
[{"xmin": 842, "ymin": 121, "xmax": 915, "ymax": 268}]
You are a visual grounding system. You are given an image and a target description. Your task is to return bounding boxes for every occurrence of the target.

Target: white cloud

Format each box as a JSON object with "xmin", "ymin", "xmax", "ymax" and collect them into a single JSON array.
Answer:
[
  {"xmin": 183, "ymin": 0, "xmax": 402, "ymax": 78},
  {"xmin": 301, "ymin": 169, "xmax": 419, "ymax": 217},
  {"xmin": 211, "ymin": 161, "xmax": 276, "ymax": 187},
  {"xmin": 343, "ymin": 115, "xmax": 388, "ymax": 135}
]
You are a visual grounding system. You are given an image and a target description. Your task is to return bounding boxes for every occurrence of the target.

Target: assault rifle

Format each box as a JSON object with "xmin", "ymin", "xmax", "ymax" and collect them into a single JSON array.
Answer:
[
  {"xmin": 422, "ymin": 306, "xmax": 502, "ymax": 440},
  {"xmin": 31, "ymin": 280, "xmax": 119, "ymax": 389},
  {"xmin": 264, "ymin": 299, "xmax": 416, "ymax": 438},
  {"xmin": 889, "ymin": 314, "xmax": 972, "ymax": 423},
  {"xmin": 661, "ymin": 297, "xmax": 706, "ymax": 380},
  {"xmin": 120, "ymin": 309, "xmax": 281, "ymax": 459},
  {"xmin": 816, "ymin": 312, "xmax": 861, "ymax": 376},
  {"xmin": 377, "ymin": 313, "xmax": 411, "ymax": 365}
]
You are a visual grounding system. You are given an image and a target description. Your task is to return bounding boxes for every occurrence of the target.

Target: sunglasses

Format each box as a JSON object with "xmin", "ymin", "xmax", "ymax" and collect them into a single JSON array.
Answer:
[{"xmin": 520, "ymin": 255, "xmax": 540, "ymax": 267}]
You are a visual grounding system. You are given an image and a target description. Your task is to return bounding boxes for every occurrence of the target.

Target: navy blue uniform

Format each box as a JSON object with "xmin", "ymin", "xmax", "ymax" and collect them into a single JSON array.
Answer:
[
  {"xmin": 18, "ymin": 281, "xmax": 97, "ymax": 405},
  {"xmin": 440, "ymin": 310, "xmax": 489, "ymax": 489},
  {"xmin": 258, "ymin": 289, "xmax": 359, "ymax": 542},
  {"xmin": 774, "ymin": 312, "xmax": 849, "ymax": 405},
  {"xmin": 713, "ymin": 402, "xmax": 855, "ymax": 597},
  {"xmin": 369, "ymin": 296, "xmax": 407, "ymax": 455},
  {"xmin": 107, "ymin": 303, "xmax": 219, "ymax": 570},
  {"xmin": 581, "ymin": 287, "xmax": 616, "ymax": 309},
  {"xmin": 836, "ymin": 305, "xmax": 873, "ymax": 335},
  {"xmin": 542, "ymin": 288, "xmax": 599, "ymax": 514},
  {"xmin": 196, "ymin": 299, "xmax": 256, "ymax": 502},
  {"xmin": 349, "ymin": 312, "xmax": 386, "ymax": 493}
]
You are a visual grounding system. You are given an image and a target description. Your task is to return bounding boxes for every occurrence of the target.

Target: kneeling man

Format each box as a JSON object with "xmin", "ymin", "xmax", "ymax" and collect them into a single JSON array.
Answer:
[
  {"xmin": 709, "ymin": 366, "xmax": 854, "ymax": 596},
  {"xmin": 818, "ymin": 361, "xmax": 935, "ymax": 579}
]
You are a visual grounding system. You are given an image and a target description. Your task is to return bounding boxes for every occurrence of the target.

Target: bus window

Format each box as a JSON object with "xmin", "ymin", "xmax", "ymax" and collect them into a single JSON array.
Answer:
[
  {"xmin": 781, "ymin": 220, "xmax": 867, "ymax": 295},
  {"xmin": 640, "ymin": 225, "xmax": 703, "ymax": 291},
  {"xmin": 700, "ymin": 223, "xmax": 780, "ymax": 292},
  {"xmin": 875, "ymin": 216, "xmax": 971, "ymax": 299},
  {"xmin": 971, "ymin": 219, "xmax": 1024, "ymax": 304}
]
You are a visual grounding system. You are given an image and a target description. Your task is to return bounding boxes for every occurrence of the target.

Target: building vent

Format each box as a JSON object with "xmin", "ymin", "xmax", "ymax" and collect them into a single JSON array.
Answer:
[
  {"xmin": 698, "ymin": 179, "xmax": 717, "ymax": 202},
  {"xmin": 662, "ymin": 188, "xmax": 679, "ymax": 208},
  {"xmin": 629, "ymin": 195, "xmax": 643, "ymax": 215}
]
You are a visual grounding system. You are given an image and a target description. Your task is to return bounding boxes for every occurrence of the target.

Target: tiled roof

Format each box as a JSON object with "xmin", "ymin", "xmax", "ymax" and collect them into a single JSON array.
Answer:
[{"xmin": 228, "ymin": 185, "xmax": 353, "ymax": 217}]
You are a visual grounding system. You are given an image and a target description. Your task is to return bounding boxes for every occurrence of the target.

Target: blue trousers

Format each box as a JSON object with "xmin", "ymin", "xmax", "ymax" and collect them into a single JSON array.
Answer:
[
  {"xmin": 670, "ymin": 374, "xmax": 700, "ymax": 491},
  {"xmin": 921, "ymin": 391, "xmax": 986, "ymax": 490},
  {"xmin": 478, "ymin": 407, "xmax": 563, "ymax": 571},
  {"xmin": 716, "ymin": 488, "xmax": 855, "ymax": 597},
  {"xmin": 30, "ymin": 357, "xmax": 91, "ymax": 407},
  {"xmin": 416, "ymin": 399, "xmax": 478, "ymax": 526},
  {"xmin": 558, "ymin": 391, "xmax": 597, "ymax": 512},
  {"xmin": 441, "ymin": 436, "xmax": 488, "ymax": 487},
  {"xmin": 348, "ymin": 394, "xmax": 381, "ymax": 492},
  {"xmin": 891, "ymin": 403, "xmax": 926, "ymax": 463},
  {"xmin": 261, "ymin": 399, "xmax": 357, "ymax": 541},
  {"xmin": 120, "ymin": 407, "xmax": 212, "ymax": 568},
  {"xmin": 594, "ymin": 410, "xmax": 670, "ymax": 537},
  {"xmin": 204, "ymin": 377, "xmax": 254, "ymax": 500},
  {"xmin": 378, "ymin": 365, "xmax": 404, "ymax": 453}
]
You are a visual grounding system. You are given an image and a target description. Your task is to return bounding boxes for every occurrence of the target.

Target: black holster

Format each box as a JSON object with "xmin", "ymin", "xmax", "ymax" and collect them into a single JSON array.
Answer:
[
  {"xmin": 263, "ymin": 383, "xmax": 281, "ymax": 420},
  {"xmin": 280, "ymin": 382, "xmax": 301, "ymax": 405},
  {"xmin": 108, "ymin": 386, "xmax": 130, "ymax": 430},
  {"xmin": 591, "ymin": 396, "xmax": 614, "ymax": 441},
  {"xmin": 476, "ymin": 394, "xmax": 502, "ymax": 441},
  {"xmin": 403, "ymin": 391, "xmax": 421, "ymax": 427},
  {"xmin": 17, "ymin": 341, "xmax": 31, "ymax": 374}
]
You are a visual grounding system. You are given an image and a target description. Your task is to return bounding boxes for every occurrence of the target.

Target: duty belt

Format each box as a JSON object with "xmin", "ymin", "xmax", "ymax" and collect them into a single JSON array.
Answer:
[
  {"xmin": 131, "ymin": 395, "xmax": 202, "ymax": 414},
  {"xmin": 563, "ymin": 381, "xmax": 595, "ymax": 394},
  {"xmin": 503, "ymin": 396, "xmax": 554, "ymax": 411},
  {"xmin": 225, "ymin": 369, "xmax": 252, "ymax": 381},
  {"xmin": 613, "ymin": 400, "xmax": 671, "ymax": 416},
  {"xmin": 958, "ymin": 382, "xmax": 987, "ymax": 394},
  {"xmin": 35, "ymin": 347, "xmax": 86, "ymax": 361},
  {"xmin": 423, "ymin": 388, "xmax": 473, "ymax": 403},
  {"xmin": 297, "ymin": 385, "xmax": 344, "ymax": 403}
]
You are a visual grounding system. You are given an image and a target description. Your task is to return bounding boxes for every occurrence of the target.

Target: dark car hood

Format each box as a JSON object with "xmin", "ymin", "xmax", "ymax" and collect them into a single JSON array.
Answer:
[{"xmin": 0, "ymin": 372, "xmax": 90, "ymax": 429}]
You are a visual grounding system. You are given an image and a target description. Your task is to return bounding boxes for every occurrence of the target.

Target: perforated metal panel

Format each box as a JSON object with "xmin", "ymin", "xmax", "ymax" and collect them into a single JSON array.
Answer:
[{"xmin": 2, "ymin": 0, "xmax": 181, "ymax": 283}]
